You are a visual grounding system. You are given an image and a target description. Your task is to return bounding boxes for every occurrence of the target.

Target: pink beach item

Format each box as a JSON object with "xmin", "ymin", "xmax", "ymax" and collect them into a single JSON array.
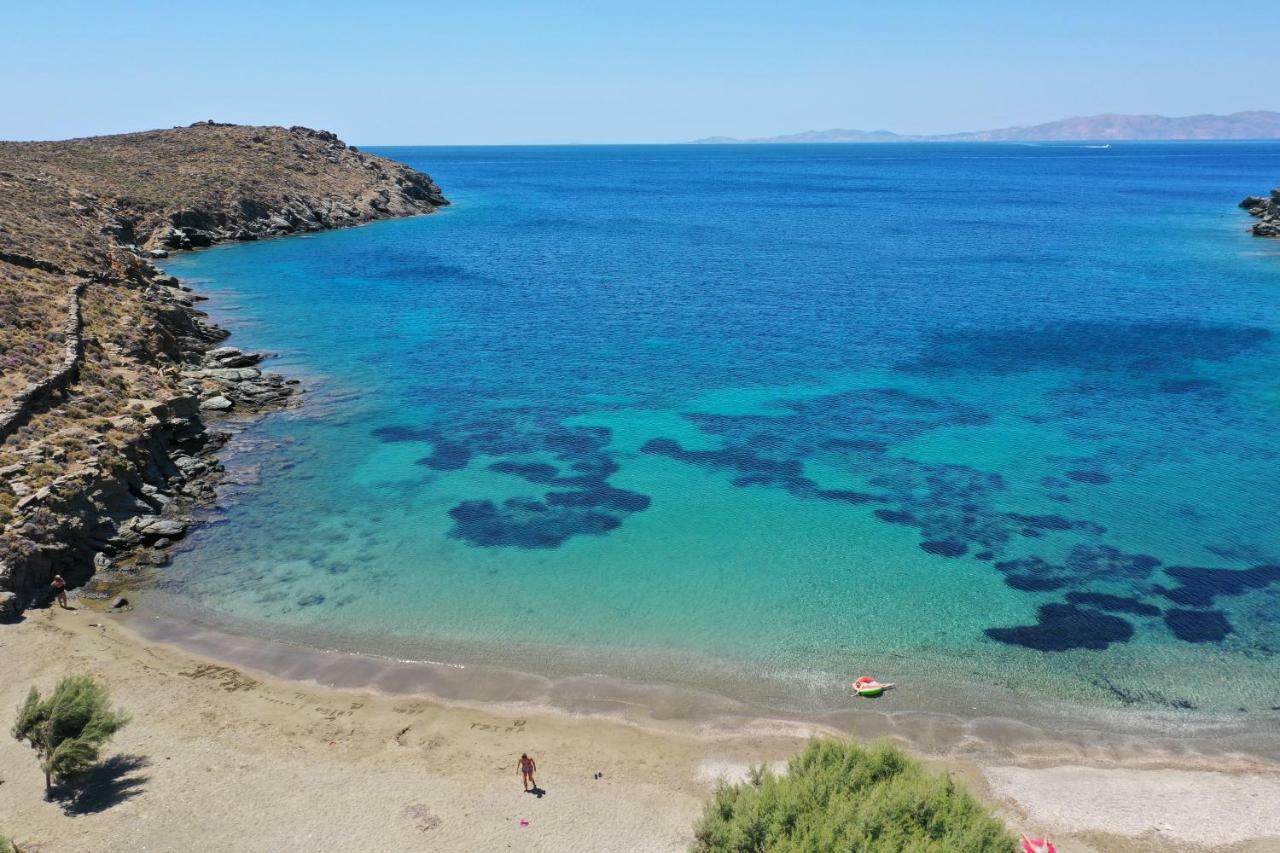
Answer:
[
  {"xmin": 1021, "ymin": 836, "xmax": 1055, "ymax": 853},
  {"xmin": 852, "ymin": 675, "xmax": 894, "ymax": 696}
]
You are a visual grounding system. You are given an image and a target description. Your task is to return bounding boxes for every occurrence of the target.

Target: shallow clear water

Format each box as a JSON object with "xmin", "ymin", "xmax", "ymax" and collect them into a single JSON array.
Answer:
[{"xmin": 158, "ymin": 143, "xmax": 1280, "ymax": 719}]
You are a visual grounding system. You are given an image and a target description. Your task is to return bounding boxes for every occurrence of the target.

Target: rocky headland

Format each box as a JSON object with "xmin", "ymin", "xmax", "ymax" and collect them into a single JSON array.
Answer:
[
  {"xmin": 0, "ymin": 122, "xmax": 447, "ymax": 620},
  {"xmin": 1240, "ymin": 189, "xmax": 1280, "ymax": 237}
]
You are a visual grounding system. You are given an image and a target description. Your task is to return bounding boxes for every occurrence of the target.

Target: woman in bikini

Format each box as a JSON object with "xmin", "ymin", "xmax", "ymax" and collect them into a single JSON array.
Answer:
[
  {"xmin": 51, "ymin": 574, "xmax": 68, "ymax": 609},
  {"xmin": 517, "ymin": 753, "xmax": 537, "ymax": 792}
]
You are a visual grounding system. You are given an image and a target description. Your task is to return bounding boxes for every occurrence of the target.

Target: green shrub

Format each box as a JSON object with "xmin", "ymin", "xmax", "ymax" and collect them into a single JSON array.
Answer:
[
  {"xmin": 692, "ymin": 739, "xmax": 1015, "ymax": 853},
  {"xmin": 11, "ymin": 676, "xmax": 129, "ymax": 795}
]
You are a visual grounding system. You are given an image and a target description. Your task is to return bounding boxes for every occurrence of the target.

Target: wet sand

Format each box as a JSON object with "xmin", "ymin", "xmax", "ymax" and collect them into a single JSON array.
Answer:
[
  {"xmin": 128, "ymin": 601, "xmax": 1280, "ymax": 770},
  {"xmin": 2, "ymin": 603, "xmax": 1279, "ymax": 852}
]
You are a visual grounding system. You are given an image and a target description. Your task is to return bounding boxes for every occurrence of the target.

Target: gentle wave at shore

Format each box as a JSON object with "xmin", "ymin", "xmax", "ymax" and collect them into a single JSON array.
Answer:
[{"xmin": 126, "ymin": 606, "xmax": 1280, "ymax": 767}]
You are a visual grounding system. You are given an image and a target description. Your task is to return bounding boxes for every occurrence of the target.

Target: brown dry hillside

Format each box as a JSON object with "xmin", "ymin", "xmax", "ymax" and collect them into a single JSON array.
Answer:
[{"xmin": 0, "ymin": 122, "xmax": 446, "ymax": 615}]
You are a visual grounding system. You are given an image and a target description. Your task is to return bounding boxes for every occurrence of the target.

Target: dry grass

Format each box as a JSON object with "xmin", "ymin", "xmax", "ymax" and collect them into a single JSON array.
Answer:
[{"xmin": 0, "ymin": 267, "xmax": 67, "ymax": 399}]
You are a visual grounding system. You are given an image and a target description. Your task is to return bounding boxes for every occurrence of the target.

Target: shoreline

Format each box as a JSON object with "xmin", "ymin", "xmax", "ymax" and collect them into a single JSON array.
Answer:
[
  {"xmin": 3, "ymin": 602, "xmax": 1280, "ymax": 851},
  {"xmin": 121, "ymin": 599, "xmax": 1280, "ymax": 772},
  {"xmin": 136, "ymin": 389, "xmax": 1280, "ymax": 774}
]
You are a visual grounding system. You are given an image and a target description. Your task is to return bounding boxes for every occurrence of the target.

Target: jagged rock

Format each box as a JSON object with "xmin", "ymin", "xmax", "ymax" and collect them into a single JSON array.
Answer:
[
  {"xmin": 206, "ymin": 346, "xmax": 263, "ymax": 368},
  {"xmin": 146, "ymin": 517, "xmax": 186, "ymax": 538},
  {"xmin": 166, "ymin": 395, "xmax": 200, "ymax": 418},
  {"xmin": 200, "ymin": 395, "xmax": 233, "ymax": 411},
  {"xmin": 221, "ymin": 354, "xmax": 261, "ymax": 368},
  {"xmin": 147, "ymin": 398, "xmax": 201, "ymax": 422},
  {"xmin": 191, "ymin": 367, "xmax": 262, "ymax": 382},
  {"xmin": 120, "ymin": 515, "xmax": 188, "ymax": 542},
  {"xmin": 140, "ymin": 484, "xmax": 172, "ymax": 509},
  {"xmin": 16, "ymin": 487, "xmax": 50, "ymax": 509},
  {"xmin": 93, "ymin": 552, "xmax": 113, "ymax": 571},
  {"xmin": 1242, "ymin": 188, "xmax": 1280, "ymax": 238},
  {"xmin": 110, "ymin": 595, "xmax": 131, "ymax": 609},
  {"xmin": 108, "ymin": 526, "xmax": 140, "ymax": 547},
  {"xmin": 0, "ymin": 591, "xmax": 19, "ymax": 623},
  {"xmin": 172, "ymin": 454, "xmax": 203, "ymax": 473}
]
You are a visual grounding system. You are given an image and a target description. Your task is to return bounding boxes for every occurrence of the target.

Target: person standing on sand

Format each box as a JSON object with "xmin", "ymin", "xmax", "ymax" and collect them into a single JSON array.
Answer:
[
  {"xmin": 51, "ymin": 574, "xmax": 68, "ymax": 609},
  {"xmin": 517, "ymin": 753, "xmax": 537, "ymax": 792}
]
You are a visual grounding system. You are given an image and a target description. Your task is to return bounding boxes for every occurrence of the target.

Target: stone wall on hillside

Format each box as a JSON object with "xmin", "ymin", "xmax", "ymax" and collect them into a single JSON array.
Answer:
[{"xmin": 0, "ymin": 281, "xmax": 85, "ymax": 443}]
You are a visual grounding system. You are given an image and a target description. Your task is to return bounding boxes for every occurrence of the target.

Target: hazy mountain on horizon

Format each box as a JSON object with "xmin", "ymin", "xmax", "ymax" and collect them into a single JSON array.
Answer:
[{"xmin": 692, "ymin": 111, "xmax": 1280, "ymax": 144}]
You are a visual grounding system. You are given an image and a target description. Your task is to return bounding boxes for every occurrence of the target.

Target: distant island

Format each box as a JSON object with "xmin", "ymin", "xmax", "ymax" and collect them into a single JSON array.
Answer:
[{"xmin": 692, "ymin": 110, "xmax": 1280, "ymax": 144}]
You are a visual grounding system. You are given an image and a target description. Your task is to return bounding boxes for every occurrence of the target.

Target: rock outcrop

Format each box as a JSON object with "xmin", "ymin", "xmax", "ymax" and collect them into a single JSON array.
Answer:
[
  {"xmin": 0, "ymin": 123, "xmax": 448, "ymax": 619},
  {"xmin": 1240, "ymin": 190, "xmax": 1280, "ymax": 237}
]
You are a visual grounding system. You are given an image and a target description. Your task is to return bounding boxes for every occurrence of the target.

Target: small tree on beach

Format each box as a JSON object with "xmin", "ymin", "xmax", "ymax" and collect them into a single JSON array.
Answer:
[
  {"xmin": 692, "ymin": 738, "xmax": 1016, "ymax": 852},
  {"xmin": 11, "ymin": 676, "xmax": 129, "ymax": 796}
]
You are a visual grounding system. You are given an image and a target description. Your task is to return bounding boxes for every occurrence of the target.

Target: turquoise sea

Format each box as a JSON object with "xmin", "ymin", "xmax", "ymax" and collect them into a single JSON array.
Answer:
[{"xmin": 157, "ymin": 143, "xmax": 1280, "ymax": 724}]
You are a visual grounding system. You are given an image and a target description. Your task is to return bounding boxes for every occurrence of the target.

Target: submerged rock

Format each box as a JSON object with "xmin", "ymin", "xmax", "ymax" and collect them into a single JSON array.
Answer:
[{"xmin": 133, "ymin": 549, "xmax": 171, "ymax": 568}]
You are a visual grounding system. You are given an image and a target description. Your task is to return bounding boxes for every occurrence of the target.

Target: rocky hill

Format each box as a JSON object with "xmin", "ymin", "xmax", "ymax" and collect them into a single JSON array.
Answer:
[
  {"xmin": 0, "ymin": 122, "xmax": 447, "ymax": 619},
  {"xmin": 1240, "ymin": 190, "xmax": 1280, "ymax": 237}
]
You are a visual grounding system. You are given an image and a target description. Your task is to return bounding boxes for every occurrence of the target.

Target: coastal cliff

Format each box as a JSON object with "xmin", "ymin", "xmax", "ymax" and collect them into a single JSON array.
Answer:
[
  {"xmin": 1240, "ymin": 189, "xmax": 1280, "ymax": 237},
  {"xmin": 0, "ymin": 122, "xmax": 447, "ymax": 619}
]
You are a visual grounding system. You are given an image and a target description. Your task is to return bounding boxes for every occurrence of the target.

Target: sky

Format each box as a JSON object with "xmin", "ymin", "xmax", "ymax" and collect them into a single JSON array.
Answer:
[{"xmin": 3, "ymin": 0, "xmax": 1277, "ymax": 145}]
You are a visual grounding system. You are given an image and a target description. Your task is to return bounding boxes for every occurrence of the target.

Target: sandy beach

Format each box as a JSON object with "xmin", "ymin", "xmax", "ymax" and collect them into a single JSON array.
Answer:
[{"xmin": 1, "ymin": 602, "xmax": 1278, "ymax": 852}]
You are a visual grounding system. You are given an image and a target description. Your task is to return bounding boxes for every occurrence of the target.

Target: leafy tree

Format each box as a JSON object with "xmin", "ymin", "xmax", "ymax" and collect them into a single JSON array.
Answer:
[
  {"xmin": 11, "ymin": 676, "xmax": 129, "ymax": 795},
  {"xmin": 692, "ymin": 739, "xmax": 1016, "ymax": 852}
]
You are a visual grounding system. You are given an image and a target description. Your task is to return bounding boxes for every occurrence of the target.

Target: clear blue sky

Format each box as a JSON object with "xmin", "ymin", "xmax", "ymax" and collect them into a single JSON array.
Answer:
[{"xmin": 3, "ymin": 0, "xmax": 1276, "ymax": 144}]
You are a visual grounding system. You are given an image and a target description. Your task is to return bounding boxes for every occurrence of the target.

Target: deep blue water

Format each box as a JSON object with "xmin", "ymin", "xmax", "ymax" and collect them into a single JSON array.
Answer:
[{"xmin": 158, "ymin": 143, "xmax": 1280, "ymax": 717}]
